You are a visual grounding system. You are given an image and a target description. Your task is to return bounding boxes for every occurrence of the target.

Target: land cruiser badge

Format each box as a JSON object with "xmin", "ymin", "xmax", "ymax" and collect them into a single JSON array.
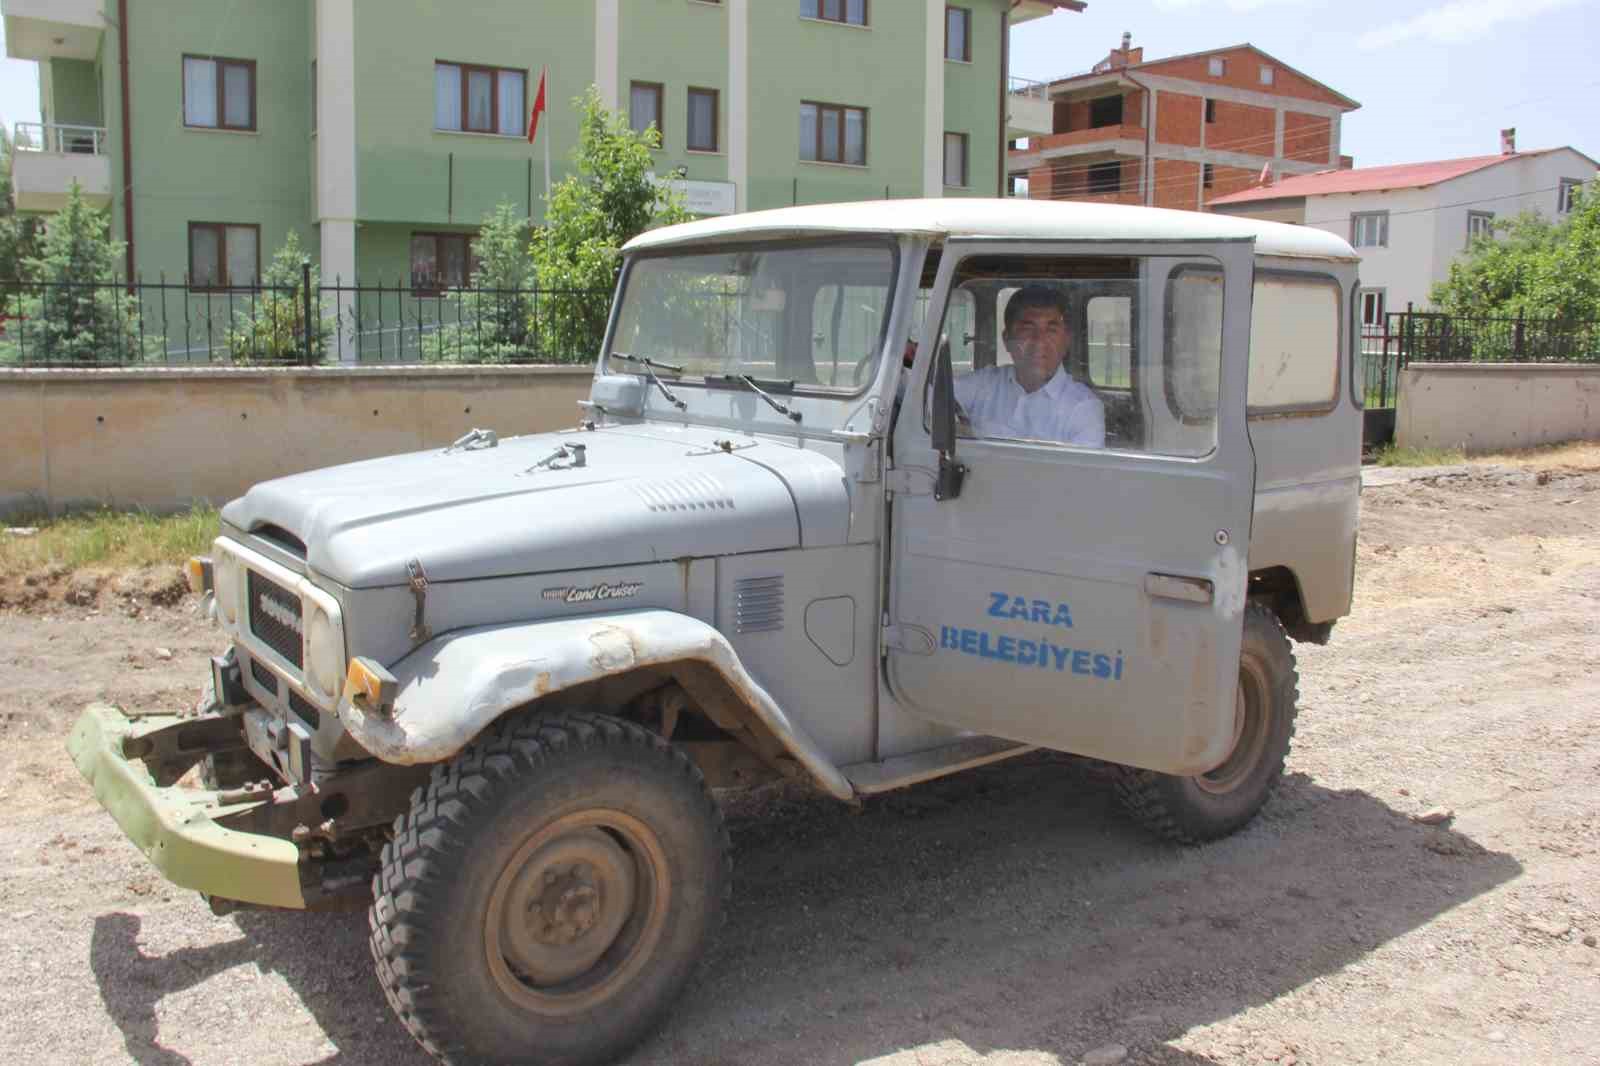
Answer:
[{"xmin": 542, "ymin": 580, "xmax": 644, "ymax": 605}]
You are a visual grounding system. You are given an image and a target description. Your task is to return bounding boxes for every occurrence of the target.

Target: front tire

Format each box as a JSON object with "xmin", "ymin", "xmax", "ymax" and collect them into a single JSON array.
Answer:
[
  {"xmin": 369, "ymin": 710, "xmax": 730, "ymax": 1066},
  {"xmin": 1114, "ymin": 603, "xmax": 1299, "ymax": 843}
]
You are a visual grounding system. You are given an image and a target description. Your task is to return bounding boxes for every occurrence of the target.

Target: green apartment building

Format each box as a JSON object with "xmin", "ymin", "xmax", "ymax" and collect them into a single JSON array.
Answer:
[{"xmin": 5, "ymin": 0, "xmax": 1078, "ymax": 290}]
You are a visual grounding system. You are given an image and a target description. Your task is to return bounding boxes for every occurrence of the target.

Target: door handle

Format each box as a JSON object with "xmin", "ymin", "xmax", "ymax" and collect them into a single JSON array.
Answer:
[{"xmin": 1144, "ymin": 572, "xmax": 1214, "ymax": 605}]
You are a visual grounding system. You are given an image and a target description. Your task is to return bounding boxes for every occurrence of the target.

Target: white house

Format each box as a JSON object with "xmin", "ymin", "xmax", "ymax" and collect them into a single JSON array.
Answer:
[{"xmin": 1207, "ymin": 144, "xmax": 1598, "ymax": 329}]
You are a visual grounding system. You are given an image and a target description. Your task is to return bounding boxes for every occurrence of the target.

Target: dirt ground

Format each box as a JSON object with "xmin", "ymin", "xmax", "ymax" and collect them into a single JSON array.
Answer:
[{"xmin": 1, "ymin": 452, "xmax": 1598, "ymax": 1066}]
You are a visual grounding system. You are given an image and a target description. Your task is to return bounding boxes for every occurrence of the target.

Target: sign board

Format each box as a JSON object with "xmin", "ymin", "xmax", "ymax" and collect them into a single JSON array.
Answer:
[{"xmin": 648, "ymin": 173, "xmax": 738, "ymax": 216}]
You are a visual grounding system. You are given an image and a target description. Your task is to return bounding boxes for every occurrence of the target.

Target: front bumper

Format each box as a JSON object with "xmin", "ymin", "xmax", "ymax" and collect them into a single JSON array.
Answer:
[{"xmin": 67, "ymin": 703, "xmax": 307, "ymax": 909}]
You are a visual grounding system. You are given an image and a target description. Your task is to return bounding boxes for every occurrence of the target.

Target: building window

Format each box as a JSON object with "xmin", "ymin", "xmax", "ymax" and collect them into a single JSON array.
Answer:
[
  {"xmin": 183, "ymin": 56, "xmax": 256, "ymax": 131},
  {"xmin": 943, "ymin": 132, "xmax": 968, "ymax": 187},
  {"xmin": 1259, "ymin": 65, "xmax": 1274, "ymax": 86},
  {"xmin": 434, "ymin": 62, "xmax": 525, "ymax": 136},
  {"xmin": 188, "ymin": 223, "xmax": 259, "ymax": 289},
  {"xmin": 1466, "ymin": 211, "xmax": 1495, "ymax": 246},
  {"xmin": 1558, "ymin": 178, "xmax": 1583, "ymax": 213},
  {"xmin": 1203, "ymin": 163, "xmax": 1214, "ymax": 188},
  {"xmin": 800, "ymin": 101, "xmax": 867, "ymax": 165},
  {"xmin": 1351, "ymin": 211, "xmax": 1389, "ymax": 248},
  {"xmin": 410, "ymin": 232, "xmax": 481, "ymax": 291},
  {"xmin": 1359, "ymin": 288, "xmax": 1386, "ymax": 329},
  {"xmin": 801, "ymin": 0, "xmax": 868, "ymax": 25},
  {"xmin": 1089, "ymin": 95, "xmax": 1123, "ymax": 129},
  {"xmin": 629, "ymin": 81, "xmax": 664, "ymax": 140},
  {"xmin": 945, "ymin": 7, "xmax": 971, "ymax": 61},
  {"xmin": 1087, "ymin": 160, "xmax": 1120, "ymax": 194},
  {"xmin": 687, "ymin": 87, "xmax": 719, "ymax": 152},
  {"xmin": 1204, "ymin": 98, "xmax": 1216, "ymax": 124},
  {"xmin": 1207, "ymin": 56, "xmax": 1226, "ymax": 77}
]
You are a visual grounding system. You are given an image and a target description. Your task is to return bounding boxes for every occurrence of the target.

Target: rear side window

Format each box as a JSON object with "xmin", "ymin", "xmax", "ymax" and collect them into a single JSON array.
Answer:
[{"xmin": 1248, "ymin": 275, "xmax": 1341, "ymax": 413}]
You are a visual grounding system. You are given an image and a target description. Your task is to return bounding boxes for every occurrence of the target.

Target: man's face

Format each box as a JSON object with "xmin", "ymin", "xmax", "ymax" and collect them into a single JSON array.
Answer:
[{"xmin": 1004, "ymin": 303, "xmax": 1070, "ymax": 394}]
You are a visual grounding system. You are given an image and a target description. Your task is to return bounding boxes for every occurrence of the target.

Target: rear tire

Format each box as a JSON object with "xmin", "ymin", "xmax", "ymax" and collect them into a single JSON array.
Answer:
[
  {"xmin": 369, "ymin": 710, "xmax": 730, "ymax": 1066},
  {"xmin": 1114, "ymin": 603, "xmax": 1298, "ymax": 843}
]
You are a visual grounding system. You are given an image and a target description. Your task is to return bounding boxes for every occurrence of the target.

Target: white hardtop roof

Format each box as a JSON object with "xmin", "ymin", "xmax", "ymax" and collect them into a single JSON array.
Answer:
[{"xmin": 625, "ymin": 198, "xmax": 1358, "ymax": 262}]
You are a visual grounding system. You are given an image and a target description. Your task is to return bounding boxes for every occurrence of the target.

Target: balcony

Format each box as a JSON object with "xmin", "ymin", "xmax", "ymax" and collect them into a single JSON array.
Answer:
[
  {"xmin": 10, "ymin": 123, "xmax": 111, "ymax": 212},
  {"xmin": 2, "ymin": 0, "xmax": 104, "ymax": 60},
  {"xmin": 1007, "ymin": 124, "xmax": 1146, "ymax": 171},
  {"xmin": 1007, "ymin": 77, "xmax": 1052, "ymax": 139}
]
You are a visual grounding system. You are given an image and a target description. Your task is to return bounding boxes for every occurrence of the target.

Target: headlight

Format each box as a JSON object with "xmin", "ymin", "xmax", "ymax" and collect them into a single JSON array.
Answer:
[
  {"xmin": 305, "ymin": 606, "xmax": 343, "ymax": 700},
  {"xmin": 214, "ymin": 552, "xmax": 239, "ymax": 625}
]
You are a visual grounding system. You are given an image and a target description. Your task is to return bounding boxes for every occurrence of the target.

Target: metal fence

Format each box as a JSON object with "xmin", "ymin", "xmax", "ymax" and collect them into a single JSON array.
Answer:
[
  {"xmin": 0, "ymin": 273, "xmax": 613, "ymax": 367},
  {"xmin": 1360, "ymin": 306, "xmax": 1600, "ymax": 410}
]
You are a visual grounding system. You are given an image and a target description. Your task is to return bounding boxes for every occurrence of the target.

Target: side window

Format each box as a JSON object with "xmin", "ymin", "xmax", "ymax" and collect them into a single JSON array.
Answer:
[
  {"xmin": 1164, "ymin": 269, "xmax": 1223, "ymax": 425},
  {"xmin": 927, "ymin": 255, "xmax": 1220, "ymax": 458},
  {"xmin": 1085, "ymin": 295, "xmax": 1132, "ymax": 390},
  {"xmin": 1247, "ymin": 275, "xmax": 1341, "ymax": 413},
  {"xmin": 811, "ymin": 282, "xmax": 893, "ymax": 387}
]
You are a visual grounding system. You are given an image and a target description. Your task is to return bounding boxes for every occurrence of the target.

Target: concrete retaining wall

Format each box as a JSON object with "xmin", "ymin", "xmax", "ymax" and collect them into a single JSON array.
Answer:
[
  {"xmin": 0, "ymin": 365, "xmax": 594, "ymax": 518},
  {"xmin": 1396, "ymin": 363, "xmax": 1600, "ymax": 454}
]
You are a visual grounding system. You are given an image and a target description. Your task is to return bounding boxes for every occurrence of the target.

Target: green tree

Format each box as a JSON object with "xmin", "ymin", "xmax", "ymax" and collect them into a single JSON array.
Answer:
[
  {"xmin": 1430, "ymin": 186, "xmax": 1600, "ymax": 325},
  {"xmin": 422, "ymin": 201, "xmax": 536, "ymax": 363},
  {"xmin": 0, "ymin": 126, "xmax": 43, "ymax": 283},
  {"xmin": 531, "ymin": 86, "xmax": 690, "ymax": 362},
  {"xmin": 227, "ymin": 230, "xmax": 329, "ymax": 363},
  {"xmin": 0, "ymin": 182, "xmax": 149, "ymax": 365}
]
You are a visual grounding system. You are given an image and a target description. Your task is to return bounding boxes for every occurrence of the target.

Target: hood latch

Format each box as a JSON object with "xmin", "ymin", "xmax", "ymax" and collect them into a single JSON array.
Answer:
[{"xmin": 406, "ymin": 559, "xmax": 432, "ymax": 644}]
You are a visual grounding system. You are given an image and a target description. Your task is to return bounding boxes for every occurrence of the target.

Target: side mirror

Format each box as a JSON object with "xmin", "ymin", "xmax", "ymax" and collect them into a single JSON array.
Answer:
[{"xmin": 930, "ymin": 342, "xmax": 967, "ymax": 501}]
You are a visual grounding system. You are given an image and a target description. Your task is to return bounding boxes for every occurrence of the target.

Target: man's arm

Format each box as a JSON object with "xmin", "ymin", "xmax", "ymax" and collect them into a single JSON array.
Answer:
[{"xmin": 1064, "ymin": 389, "xmax": 1106, "ymax": 448}]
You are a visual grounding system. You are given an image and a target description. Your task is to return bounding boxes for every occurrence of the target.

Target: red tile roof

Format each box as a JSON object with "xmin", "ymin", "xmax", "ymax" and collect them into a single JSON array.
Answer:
[{"xmin": 1207, "ymin": 152, "xmax": 1558, "ymax": 205}]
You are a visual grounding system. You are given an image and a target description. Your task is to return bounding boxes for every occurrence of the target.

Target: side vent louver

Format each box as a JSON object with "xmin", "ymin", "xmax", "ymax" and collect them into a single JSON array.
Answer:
[{"xmin": 735, "ymin": 576, "xmax": 784, "ymax": 634}]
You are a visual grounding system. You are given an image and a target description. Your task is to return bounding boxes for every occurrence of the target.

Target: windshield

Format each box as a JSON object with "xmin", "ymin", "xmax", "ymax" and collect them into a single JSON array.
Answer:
[{"xmin": 607, "ymin": 240, "xmax": 898, "ymax": 392}]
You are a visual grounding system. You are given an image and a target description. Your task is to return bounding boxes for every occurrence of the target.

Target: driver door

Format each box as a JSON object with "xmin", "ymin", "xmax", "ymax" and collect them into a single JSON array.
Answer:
[{"xmin": 885, "ymin": 239, "xmax": 1257, "ymax": 775}]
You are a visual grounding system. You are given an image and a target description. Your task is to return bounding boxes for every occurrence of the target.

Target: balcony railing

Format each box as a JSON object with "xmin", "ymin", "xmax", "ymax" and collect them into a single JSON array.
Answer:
[
  {"xmin": 1007, "ymin": 75, "xmax": 1050, "ymax": 100},
  {"xmin": 14, "ymin": 121, "xmax": 106, "ymax": 156}
]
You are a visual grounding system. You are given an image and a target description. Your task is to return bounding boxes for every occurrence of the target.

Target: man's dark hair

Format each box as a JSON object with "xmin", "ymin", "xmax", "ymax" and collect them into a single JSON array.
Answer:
[{"xmin": 1002, "ymin": 284, "xmax": 1071, "ymax": 334}]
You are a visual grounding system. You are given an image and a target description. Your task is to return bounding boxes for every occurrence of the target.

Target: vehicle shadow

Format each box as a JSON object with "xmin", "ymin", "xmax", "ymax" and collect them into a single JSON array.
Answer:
[
  {"xmin": 642, "ymin": 753, "xmax": 1521, "ymax": 1065},
  {"xmin": 87, "ymin": 753, "xmax": 1519, "ymax": 1066}
]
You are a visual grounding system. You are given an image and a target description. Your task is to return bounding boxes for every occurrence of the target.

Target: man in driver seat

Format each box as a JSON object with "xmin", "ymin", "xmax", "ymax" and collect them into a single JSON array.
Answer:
[{"xmin": 954, "ymin": 284, "xmax": 1105, "ymax": 447}]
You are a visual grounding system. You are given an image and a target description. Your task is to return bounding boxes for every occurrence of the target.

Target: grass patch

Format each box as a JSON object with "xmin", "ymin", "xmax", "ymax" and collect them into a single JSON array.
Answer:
[
  {"xmin": 1371, "ymin": 443, "xmax": 1467, "ymax": 467},
  {"xmin": 1, "ymin": 505, "xmax": 219, "ymax": 574}
]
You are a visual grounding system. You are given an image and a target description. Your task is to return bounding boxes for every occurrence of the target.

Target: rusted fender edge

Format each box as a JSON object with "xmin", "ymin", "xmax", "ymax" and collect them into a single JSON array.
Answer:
[{"xmin": 336, "ymin": 609, "xmax": 856, "ymax": 802}]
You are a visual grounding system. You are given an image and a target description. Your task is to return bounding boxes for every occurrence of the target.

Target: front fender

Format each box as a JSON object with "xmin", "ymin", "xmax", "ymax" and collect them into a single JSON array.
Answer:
[{"xmin": 337, "ymin": 609, "xmax": 854, "ymax": 801}]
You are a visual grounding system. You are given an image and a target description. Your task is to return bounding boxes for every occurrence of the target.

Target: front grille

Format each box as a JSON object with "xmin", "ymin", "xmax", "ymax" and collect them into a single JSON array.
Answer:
[
  {"xmin": 248, "ymin": 569, "xmax": 304, "ymax": 669},
  {"xmin": 249, "ymin": 656, "xmax": 279, "ymax": 697},
  {"xmin": 288, "ymin": 690, "xmax": 322, "ymax": 730}
]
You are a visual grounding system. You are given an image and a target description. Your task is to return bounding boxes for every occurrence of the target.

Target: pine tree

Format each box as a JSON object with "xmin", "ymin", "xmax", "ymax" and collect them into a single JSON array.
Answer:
[
  {"xmin": 422, "ymin": 201, "xmax": 536, "ymax": 363},
  {"xmin": 227, "ymin": 230, "xmax": 328, "ymax": 362},
  {"xmin": 0, "ymin": 182, "xmax": 149, "ymax": 364}
]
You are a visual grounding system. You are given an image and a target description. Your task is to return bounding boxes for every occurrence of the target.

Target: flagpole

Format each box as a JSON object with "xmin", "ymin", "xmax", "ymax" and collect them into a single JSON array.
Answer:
[{"xmin": 542, "ymin": 67, "xmax": 552, "ymax": 207}]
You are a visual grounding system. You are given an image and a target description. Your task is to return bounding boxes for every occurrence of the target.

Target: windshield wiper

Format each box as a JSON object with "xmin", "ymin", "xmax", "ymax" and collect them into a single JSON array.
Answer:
[
  {"xmin": 727, "ymin": 374, "xmax": 802, "ymax": 423},
  {"xmin": 612, "ymin": 352, "xmax": 686, "ymax": 411}
]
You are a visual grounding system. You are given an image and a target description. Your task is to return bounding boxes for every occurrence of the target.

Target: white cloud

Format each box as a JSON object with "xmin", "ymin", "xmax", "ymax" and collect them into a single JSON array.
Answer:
[{"xmin": 1357, "ymin": 0, "xmax": 1587, "ymax": 50}]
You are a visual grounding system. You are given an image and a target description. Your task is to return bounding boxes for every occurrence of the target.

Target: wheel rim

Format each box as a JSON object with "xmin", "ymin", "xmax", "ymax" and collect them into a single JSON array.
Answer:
[
  {"xmin": 484, "ymin": 810, "xmax": 670, "ymax": 1016},
  {"xmin": 1196, "ymin": 655, "xmax": 1271, "ymax": 796}
]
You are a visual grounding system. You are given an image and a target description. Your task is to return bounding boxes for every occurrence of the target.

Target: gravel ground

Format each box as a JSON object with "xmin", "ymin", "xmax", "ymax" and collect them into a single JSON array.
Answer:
[{"xmin": 1, "ymin": 458, "xmax": 1597, "ymax": 1066}]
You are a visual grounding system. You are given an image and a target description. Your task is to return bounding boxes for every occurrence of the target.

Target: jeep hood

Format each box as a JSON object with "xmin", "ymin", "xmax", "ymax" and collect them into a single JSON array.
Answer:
[{"xmin": 220, "ymin": 425, "xmax": 850, "ymax": 588}]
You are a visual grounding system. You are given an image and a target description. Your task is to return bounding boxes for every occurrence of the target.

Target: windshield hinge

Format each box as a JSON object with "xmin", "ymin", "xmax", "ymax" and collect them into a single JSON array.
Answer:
[
  {"xmin": 882, "ymin": 623, "xmax": 936, "ymax": 656},
  {"xmin": 885, "ymin": 465, "xmax": 935, "ymax": 496}
]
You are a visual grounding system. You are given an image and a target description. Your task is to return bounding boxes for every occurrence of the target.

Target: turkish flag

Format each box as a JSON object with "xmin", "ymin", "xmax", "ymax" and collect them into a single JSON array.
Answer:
[{"xmin": 527, "ymin": 66, "xmax": 547, "ymax": 144}]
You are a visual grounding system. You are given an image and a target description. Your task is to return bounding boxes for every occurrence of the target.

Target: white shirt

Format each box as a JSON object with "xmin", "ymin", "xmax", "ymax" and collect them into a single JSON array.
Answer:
[{"xmin": 953, "ymin": 364, "xmax": 1105, "ymax": 447}]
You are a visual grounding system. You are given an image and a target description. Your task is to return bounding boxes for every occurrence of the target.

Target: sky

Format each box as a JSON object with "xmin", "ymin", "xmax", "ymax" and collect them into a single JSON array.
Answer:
[
  {"xmin": 0, "ymin": 2, "xmax": 1595, "ymax": 167},
  {"xmin": 1009, "ymin": 0, "xmax": 1600, "ymax": 167}
]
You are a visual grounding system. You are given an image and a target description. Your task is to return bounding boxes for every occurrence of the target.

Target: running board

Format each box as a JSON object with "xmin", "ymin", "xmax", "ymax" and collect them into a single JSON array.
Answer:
[{"xmin": 842, "ymin": 736, "xmax": 1036, "ymax": 796}]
